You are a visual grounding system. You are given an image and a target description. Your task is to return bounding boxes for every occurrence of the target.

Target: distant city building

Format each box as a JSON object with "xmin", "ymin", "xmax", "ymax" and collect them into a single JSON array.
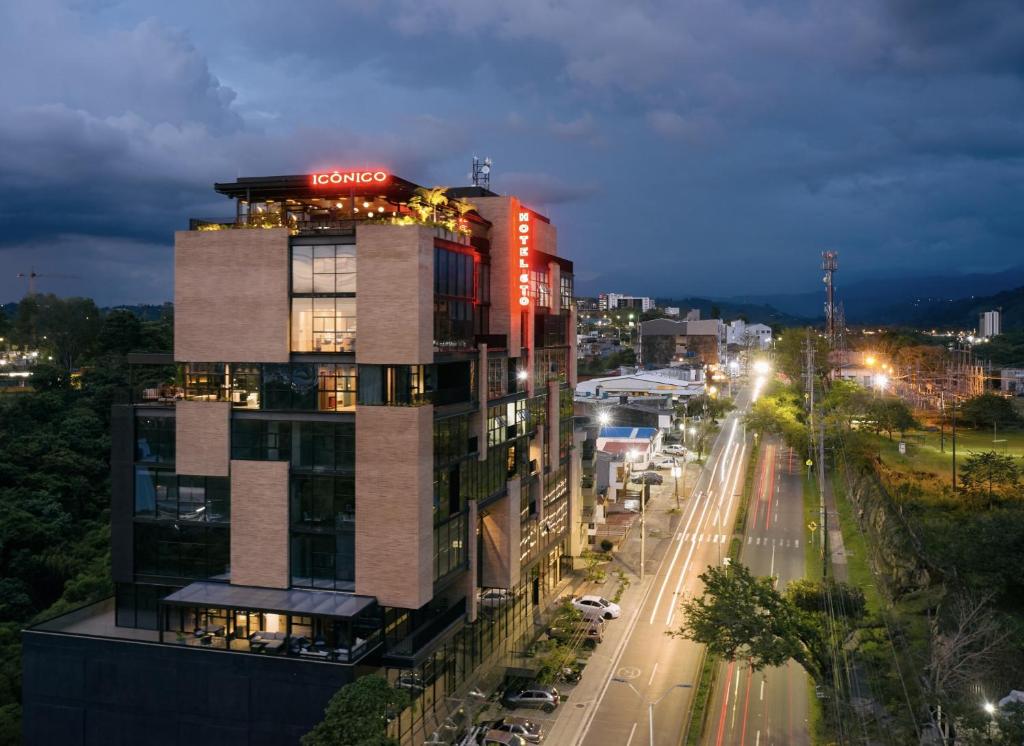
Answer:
[
  {"xmin": 599, "ymin": 293, "xmax": 655, "ymax": 312},
  {"xmin": 638, "ymin": 318, "xmax": 726, "ymax": 367},
  {"xmin": 726, "ymin": 320, "xmax": 773, "ymax": 350},
  {"xmin": 1001, "ymin": 368, "xmax": 1024, "ymax": 397},
  {"xmin": 664, "ymin": 306, "xmax": 680, "ymax": 317},
  {"xmin": 979, "ymin": 310, "xmax": 1001, "ymax": 338}
]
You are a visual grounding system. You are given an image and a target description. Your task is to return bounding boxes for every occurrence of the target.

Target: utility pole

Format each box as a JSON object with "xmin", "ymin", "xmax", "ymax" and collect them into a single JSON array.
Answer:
[{"xmin": 640, "ymin": 482, "xmax": 649, "ymax": 581}]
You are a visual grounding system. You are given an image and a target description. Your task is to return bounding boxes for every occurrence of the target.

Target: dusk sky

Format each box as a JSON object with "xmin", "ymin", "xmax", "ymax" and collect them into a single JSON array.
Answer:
[{"xmin": 2, "ymin": 0, "xmax": 1022, "ymax": 305}]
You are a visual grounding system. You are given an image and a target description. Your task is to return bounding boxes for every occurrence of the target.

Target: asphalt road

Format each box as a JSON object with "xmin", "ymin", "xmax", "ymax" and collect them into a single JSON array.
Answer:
[
  {"xmin": 702, "ymin": 441, "xmax": 810, "ymax": 746},
  {"xmin": 573, "ymin": 387, "xmax": 756, "ymax": 746}
]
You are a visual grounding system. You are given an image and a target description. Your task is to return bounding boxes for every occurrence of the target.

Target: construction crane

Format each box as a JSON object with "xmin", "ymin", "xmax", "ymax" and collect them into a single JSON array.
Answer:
[{"xmin": 17, "ymin": 268, "xmax": 80, "ymax": 296}]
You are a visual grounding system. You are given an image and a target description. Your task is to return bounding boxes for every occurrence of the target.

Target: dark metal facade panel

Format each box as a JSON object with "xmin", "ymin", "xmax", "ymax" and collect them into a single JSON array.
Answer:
[{"xmin": 110, "ymin": 405, "xmax": 135, "ymax": 584}]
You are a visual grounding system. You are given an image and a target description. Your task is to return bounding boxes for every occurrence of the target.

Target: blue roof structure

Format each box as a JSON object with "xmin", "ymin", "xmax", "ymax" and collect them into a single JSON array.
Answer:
[{"xmin": 598, "ymin": 427, "xmax": 657, "ymax": 441}]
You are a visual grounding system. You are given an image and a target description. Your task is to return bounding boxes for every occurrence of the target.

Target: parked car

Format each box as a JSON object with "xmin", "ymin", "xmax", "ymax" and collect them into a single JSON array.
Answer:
[
  {"xmin": 486, "ymin": 717, "xmax": 544, "ymax": 743},
  {"xmin": 546, "ymin": 619, "xmax": 604, "ymax": 644},
  {"xmin": 479, "ymin": 588, "xmax": 513, "ymax": 609},
  {"xmin": 572, "ymin": 595, "xmax": 621, "ymax": 620},
  {"xmin": 662, "ymin": 445, "xmax": 686, "ymax": 456},
  {"xmin": 502, "ymin": 685, "xmax": 560, "ymax": 713},
  {"xmin": 629, "ymin": 471, "xmax": 663, "ymax": 485},
  {"xmin": 651, "ymin": 457, "xmax": 678, "ymax": 470},
  {"xmin": 478, "ymin": 729, "xmax": 527, "ymax": 746}
]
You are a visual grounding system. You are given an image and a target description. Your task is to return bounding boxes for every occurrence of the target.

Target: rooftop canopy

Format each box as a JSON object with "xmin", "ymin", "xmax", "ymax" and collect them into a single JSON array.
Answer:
[{"xmin": 162, "ymin": 581, "xmax": 377, "ymax": 619}]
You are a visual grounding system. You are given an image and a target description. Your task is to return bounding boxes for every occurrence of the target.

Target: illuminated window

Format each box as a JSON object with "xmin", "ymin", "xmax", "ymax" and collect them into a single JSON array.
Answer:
[{"xmin": 291, "ymin": 241, "xmax": 357, "ymax": 353}]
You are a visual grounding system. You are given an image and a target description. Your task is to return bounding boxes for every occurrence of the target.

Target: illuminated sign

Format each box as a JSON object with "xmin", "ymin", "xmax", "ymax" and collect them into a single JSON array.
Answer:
[
  {"xmin": 310, "ymin": 170, "xmax": 389, "ymax": 186},
  {"xmin": 516, "ymin": 208, "xmax": 531, "ymax": 307}
]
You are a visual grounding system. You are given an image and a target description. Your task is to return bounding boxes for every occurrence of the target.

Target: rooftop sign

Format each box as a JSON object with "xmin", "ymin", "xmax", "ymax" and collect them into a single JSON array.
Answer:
[{"xmin": 310, "ymin": 170, "xmax": 389, "ymax": 186}]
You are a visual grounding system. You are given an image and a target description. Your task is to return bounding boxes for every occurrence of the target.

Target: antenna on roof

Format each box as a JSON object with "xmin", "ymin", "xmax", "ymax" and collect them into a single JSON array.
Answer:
[{"xmin": 471, "ymin": 156, "xmax": 492, "ymax": 190}]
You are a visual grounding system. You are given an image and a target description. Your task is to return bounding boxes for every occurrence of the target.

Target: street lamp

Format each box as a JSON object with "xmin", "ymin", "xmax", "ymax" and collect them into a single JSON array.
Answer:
[
  {"xmin": 752, "ymin": 359, "xmax": 771, "ymax": 375},
  {"xmin": 611, "ymin": 679, "xmax": 693, "ymax": 746},
  {"xmin": 597, "ymin": 411, "xmax": 611, "ymax": 428}
]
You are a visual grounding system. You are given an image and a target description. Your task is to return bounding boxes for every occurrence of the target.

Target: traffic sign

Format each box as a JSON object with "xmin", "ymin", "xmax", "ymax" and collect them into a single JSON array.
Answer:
[
  {"xmin": 805, "ymin": 459, "xmax": 813, "ymax": 467},
  {"xmin": 807, "ymin": 521, "xmax": 818, "ymax": 532}
]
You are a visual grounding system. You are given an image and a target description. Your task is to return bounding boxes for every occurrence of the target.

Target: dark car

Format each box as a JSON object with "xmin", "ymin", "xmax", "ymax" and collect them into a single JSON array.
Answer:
[
  {"xmin": 629, "ymin": 471, "xmax": 663, "ymax": 485},
  {"xmin": 546, "ymin": 620, "xmax": 604, "ymax": 644},
  {"xmin": 501, "ymin": 685, "xmax": 560, "ymax": 713}
]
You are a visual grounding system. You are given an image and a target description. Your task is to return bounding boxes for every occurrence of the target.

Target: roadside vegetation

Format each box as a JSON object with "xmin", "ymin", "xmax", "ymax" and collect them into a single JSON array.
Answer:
[
  {"xmin": 724, "ymin": 327, "xmax": 1024, "ymax": 743},
  {"xmin": 0, "ymin": 298, "xmax": 173, "ymax": 740}
]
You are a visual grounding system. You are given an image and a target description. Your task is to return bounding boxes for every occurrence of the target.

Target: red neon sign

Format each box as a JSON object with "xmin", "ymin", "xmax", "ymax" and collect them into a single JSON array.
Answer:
[
  {"xmin": 516, "ymin": 208, "xmax": 531, "ymax": 307},
  {"xmin": 310, "ymin": 170, "xmax": 389, "ymax": 186}
]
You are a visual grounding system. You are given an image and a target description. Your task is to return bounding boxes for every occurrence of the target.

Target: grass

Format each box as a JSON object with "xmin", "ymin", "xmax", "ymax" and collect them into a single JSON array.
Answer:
[
  {"xmin": 802, "ymin": 472, "xmax": 824, "ymax": 582},
  {"xmin": 829, "ymin": 476, "xmax": 883, "ymax": 613},
  {"xmin": 870, "ymin": 427, "xmax": 1024, "ymax": 483},
  {"xmin": 685, "ymin": 649, "xmax": 719, "ymax": 746},
  {"xmin": 685, "ymin": 437, "xmax": 761, "ymax": 745}
]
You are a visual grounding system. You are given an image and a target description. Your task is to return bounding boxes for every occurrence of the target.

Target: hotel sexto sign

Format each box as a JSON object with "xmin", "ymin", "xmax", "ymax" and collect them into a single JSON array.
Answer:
[{"xmin": 309, "ymin": 169, "xmax": 389, "ymax": 186}]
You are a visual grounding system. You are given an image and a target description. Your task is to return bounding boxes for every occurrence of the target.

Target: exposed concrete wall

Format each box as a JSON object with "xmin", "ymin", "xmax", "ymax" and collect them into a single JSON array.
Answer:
[
  {"xmin": 175, "ymin": 401, "xmax": 230, "ymax": 477},
  {"xmin": 175, "ymin": 228, "xmax": 290, "ymax": 362},
  {"xmin": 355, "ymin": 224, "xmax": 433, "ymax": 365},
  {"xmin": 480, "ymin": 478, "xmax": 521, "ymax": 589},
  {"xmin": 355, "ymin": 405, "xmax": 434, "ymax": 608},
  {"xmin": 230, "ymin": 459, "xmax": 290, "ymax": 589}
]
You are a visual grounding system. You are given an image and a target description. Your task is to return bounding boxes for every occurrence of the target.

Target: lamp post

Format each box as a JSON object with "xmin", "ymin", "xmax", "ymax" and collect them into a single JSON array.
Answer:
[{"xmin": 611, "ymin": 679, "xmax": 692, "ymax": 746}]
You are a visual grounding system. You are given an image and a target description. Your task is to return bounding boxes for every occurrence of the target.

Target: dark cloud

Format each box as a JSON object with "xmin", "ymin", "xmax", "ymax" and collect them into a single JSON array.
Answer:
[{"xmin": 0, "ymin": 0, "xmax": 1021, "ymax": 304}]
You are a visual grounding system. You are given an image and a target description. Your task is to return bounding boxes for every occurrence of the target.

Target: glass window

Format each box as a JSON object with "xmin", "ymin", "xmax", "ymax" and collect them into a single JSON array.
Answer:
[
  {"xmin": 318, "ymin": 364, "xmax": 357, "ymax": 411},
  {"xmin": 292, "ymin": 245, "xmax": 313, "ymax": 293},
  {"xmin": 183, "ymin": 363, "xmax": 227, "ymax": 401},
  {"xmin": 135, "ymin": 416, "xmax": 174, "ymax": 464},
  {"xmin": 231, "ymin": 419, "xmax": 292, "ymax": 461}
]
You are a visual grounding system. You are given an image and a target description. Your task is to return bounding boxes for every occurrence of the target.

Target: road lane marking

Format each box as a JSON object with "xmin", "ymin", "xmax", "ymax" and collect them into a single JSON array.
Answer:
[
  {"xmin": 626, "ymin": 721, "xmax": 637, "ymax": 746},
  {"xmin": 795, "ymin": 539, "xmax": 800, "ymax": 548},
  {"xmin": 740, "ymin": 664, "xmax": 754, "ymax": 745},
  {"xmin": 715, "ymin": 661, "xmax": 736, "ymax": 746},
  {"xmin": 770, "ymin": 544, "xmax": 776, "ymax": 577},
  {"xmin": 760, "ymin": 678, "xmax": 765, "ymax": 701},
  {"xmin": 648, "ymin": 661, "xmax": 659, "ymax": 686},
  {"xmin": 664, "ymin": 439, "xmax": 745, "ymax": 627},
  {"xmin": 756, "ymin": 729, "xmax": 761, "ymax": 746}
]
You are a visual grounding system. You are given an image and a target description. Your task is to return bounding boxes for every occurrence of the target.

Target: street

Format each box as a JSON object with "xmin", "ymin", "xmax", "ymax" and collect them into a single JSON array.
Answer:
[
  {"xmin": 549, "ymin": 387, "xmax": 756, "ymax": 746},
  {"xmin": 701, "ymin": 441, "xmax": 809, "ymax": 746}
]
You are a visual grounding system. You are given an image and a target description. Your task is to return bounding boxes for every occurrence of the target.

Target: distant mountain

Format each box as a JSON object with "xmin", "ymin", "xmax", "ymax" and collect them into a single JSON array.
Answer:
[
  {"xmin": 655, "ymin": 297, "xmax": 812, "ymax": 327},
  {"xmin": 726, "ymin": 265, "xmax": 1024, "ymax": 322},
  {"xmin": 877, "ymin": 285, "xmax": 1024, "ymax": 331}
]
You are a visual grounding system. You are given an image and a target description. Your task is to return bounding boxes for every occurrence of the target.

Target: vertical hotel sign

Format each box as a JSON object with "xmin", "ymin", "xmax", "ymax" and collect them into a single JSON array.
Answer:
[{"xmin": 516, "ymin": 206, "xmax": 531, "ymax": 306}]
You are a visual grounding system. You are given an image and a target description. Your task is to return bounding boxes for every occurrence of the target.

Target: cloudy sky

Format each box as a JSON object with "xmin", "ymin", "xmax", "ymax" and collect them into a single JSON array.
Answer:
[{"xmin": 1, "ymin": 0, "xmax": 1022, "ymax": 305}]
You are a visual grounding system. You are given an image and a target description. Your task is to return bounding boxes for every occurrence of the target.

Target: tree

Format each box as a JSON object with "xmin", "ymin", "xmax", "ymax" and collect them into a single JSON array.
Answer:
[
  {"xmin": 959, "ymin": 451, "xmax": 1019, "ymax": 507},
  {"xmin": 960, "ymin": 393, "xmax": 1021, "ymax": 429},
  {"xmin": 868, "ymin": 397, "xmax": 917, "ymax": 440},
  {"xmin": 412, "ymin": 186, "xmax": 450, "ymax": 222},
  {"xmin": 672, "ymin": 564, "xmax": 831, "ymax": 682},
  {"xmin": 302, "ymin": 675, "xmax": 410, "ymax": 746}
]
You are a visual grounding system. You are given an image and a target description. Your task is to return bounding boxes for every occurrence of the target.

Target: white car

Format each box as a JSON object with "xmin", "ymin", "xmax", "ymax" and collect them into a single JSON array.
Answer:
[
  {"xmin": 479, "ymin": 588, "xmax": 513, "ymax": 609},
  {"xmin": 651, "ymin": 457, "xmax": 678, "ymax": 470},
  {"xmin": 572, "ymin": 595, "xmax": 621, "ymax": 620},
  {"xmin": 662, "ymin": 445, "xmax": 686, "ymax": 456}
]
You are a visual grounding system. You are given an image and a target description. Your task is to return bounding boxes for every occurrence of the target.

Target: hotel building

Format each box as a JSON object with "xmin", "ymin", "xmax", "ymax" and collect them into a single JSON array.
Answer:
[{"xmin": 23, "ymin": 169, "xmax": 584, "ymax": 744}]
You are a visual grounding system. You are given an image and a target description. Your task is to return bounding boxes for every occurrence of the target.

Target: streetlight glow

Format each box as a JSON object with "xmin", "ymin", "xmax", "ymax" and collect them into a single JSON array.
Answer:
[
  {"xmin": 752, "ymin": 360, "xmax": 771, "ymax": 375},
  {"xmin": 984, "ymin": 702, "xmax": 996, "ymax": 715},
  {"xmin": 597, "ymin": 411, "xmax": 611, "ymax": 427}
]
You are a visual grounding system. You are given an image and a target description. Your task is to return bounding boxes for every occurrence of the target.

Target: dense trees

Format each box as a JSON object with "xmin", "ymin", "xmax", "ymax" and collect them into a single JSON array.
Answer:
[
  {"xmin": 0, "ymin": 301, "xmax": 173, "ymax": 739},
  {"xmin": 302, "ymin": 675, "xmax": 409, "ymax": 746},
  {"xmin": 959, "ymin": 393, "xmax": 1021, "ymax": 429}
]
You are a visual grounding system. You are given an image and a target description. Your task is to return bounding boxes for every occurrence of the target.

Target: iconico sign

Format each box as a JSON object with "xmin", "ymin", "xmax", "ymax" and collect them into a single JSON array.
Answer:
[
  {"xmin": 310, "ymin": 170, "xmax": 389, "ymax": 186},
  {"xmin": 516, "ymin": 209, "xmax": 531, "ymax": 307}
]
